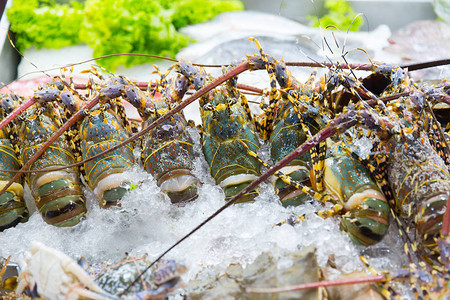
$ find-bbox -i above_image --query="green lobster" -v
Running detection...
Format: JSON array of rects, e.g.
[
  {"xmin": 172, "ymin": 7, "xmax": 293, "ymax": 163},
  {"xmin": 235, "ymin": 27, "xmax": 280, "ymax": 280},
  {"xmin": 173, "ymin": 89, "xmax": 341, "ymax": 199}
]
[
  {"xmin": 137, "ymin": 73, "xmax": 200, "ymax": 204},
  {"xmin": 201, "ymin": 89, "xmax": 262, "ymax": 203},
  {"xmin": 264, "ymin": 68, "xmax": 326, "ymax": 207},
  {"xmin": 175, "ymin": 60, "xmax": 262, "ymax": 203},
  {"xmin": 0, "ymin": 93, "xmax": 28, "ymax": 231},
  {"xmin": 315, "ymin": 143, "xmax": 390, "ymax": 246},
  {"xmin": 78, "ymin": 76, "xmax": 135, "ymax": 207},
  {"xmin": 18, "ymin": 87, "xmax": 87, "ymax": 227}
]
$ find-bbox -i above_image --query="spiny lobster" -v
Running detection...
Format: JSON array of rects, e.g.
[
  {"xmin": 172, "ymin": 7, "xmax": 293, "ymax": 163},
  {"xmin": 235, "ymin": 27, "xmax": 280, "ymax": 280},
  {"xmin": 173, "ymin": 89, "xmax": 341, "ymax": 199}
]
[
  {"xmin": 0, "ymin": 93, "xmax": 28, "ymax": 231},
  {"xmin": 0, "ymin": 39, "xmax": 449, "ymax": 298}
]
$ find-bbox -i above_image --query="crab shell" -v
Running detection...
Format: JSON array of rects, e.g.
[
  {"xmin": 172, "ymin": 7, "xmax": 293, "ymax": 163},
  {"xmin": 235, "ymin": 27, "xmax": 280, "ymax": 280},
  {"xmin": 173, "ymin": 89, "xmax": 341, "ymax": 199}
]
[{"xmin": 16, "ymin": 241, "xmax": 112, "ymax": 300}]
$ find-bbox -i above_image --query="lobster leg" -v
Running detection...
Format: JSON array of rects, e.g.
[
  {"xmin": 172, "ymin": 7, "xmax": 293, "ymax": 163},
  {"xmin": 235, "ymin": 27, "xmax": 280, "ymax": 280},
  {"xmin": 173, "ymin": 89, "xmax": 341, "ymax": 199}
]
[
  {"xmin": 237, "ymin": 139, "xmax": 330, "ymax": 203},
  {"xmin": 248, "ymin": 37, "xmax": 281, "ymax": 140}
]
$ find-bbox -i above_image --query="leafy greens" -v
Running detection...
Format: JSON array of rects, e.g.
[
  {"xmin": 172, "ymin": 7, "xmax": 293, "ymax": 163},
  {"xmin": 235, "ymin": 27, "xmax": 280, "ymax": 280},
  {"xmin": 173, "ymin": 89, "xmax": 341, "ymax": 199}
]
[
  {"xmin": 7, "ymin": 0, "xmax": 243, "ymax": 70},
  {"xmin": 309, "ymin": 0, "xmax": 363, "ymax": 31}
]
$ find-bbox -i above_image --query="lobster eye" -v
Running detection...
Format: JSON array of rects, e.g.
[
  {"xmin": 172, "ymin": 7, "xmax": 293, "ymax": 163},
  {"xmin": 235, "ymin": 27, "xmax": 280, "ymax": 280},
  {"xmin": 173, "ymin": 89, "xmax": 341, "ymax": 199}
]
[
  {"xmin": 203, "ymin": 103, "xmax": 213, "ymax": 111},
  {"xmin": 54, "ymin": 81, "xmax": 65, "ymax": 90},
  {"xmin": 289, "ymin": 90, "xmax": 298, "ymax": 99},
  {"xmin": 144, "ymin": 107, "xmax": 153, "ymax": 115},
  {"xmin": 60, "ymin": 91, "xmax": 75, "ymax": 112},
  {"xmin": 227, "ymin": 98, "xmax": 237, "ymax": 106}
]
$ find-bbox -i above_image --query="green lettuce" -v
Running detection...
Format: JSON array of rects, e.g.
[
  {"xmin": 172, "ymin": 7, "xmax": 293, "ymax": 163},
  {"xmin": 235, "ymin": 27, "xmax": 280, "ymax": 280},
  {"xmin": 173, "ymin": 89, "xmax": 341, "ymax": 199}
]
[
  {"xmin": 81, "ymin": 0, "xmax": 190, "ymax": 70},
  {"xmin": 168, "ymin": 0, "xmax": 244, "ymax": 29},
  {"xmin": 7, "ymin": 0, "xmax": 243, "ymax": 71},
  {"xmin": 7, "ymin": 0, "xmax": 84, "ymax": 51},
  {"xmin": 309, "ymin": 0, "xmax": 363, "ymax": 31}
]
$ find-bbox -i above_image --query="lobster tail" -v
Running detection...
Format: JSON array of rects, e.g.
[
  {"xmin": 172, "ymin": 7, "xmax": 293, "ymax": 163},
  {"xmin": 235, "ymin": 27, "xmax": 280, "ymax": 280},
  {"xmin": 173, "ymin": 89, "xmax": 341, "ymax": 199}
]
[
  {"xmin": 415, "ymin": 193, "xmax": 448, "ymax": 253},
  {"xmin": 142, "ymin": 139, "xmax": 200, "ymax": 204},
  {"xmin": 340, "ymin": 188, "xmax": 390, "ymax": 246},
  {"xmin": 33, "ymin": 171, "xmax": 86, "ymax": 226},
  {"xmin": 320, "ymin": 146, "xmax": 390, "ymax": 246},
  {"xmin": 0, "ymin": 181, "xmax": 28, "ymax": 231},
  {"xmin": 219, "ymin": 174, "xmax": 260, "ymax": 203},
  {"xmin": 271, "ymin": 164, "xmax": 311, "ymax": 206},
  {"xmin": 92, "ymin": 173, "xmax": 130, "ymax": 208},
  {"xmin": 158, "ymin": 172, "xmax": 199, "ymax": 204}
]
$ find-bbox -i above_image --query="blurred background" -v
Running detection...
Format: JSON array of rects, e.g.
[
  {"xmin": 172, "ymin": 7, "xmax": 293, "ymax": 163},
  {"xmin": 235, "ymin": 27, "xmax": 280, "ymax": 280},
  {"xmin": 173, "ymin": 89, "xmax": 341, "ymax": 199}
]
[{"xmin": 0, "ymin": 0, "xmax": 449, "ymax": 88}]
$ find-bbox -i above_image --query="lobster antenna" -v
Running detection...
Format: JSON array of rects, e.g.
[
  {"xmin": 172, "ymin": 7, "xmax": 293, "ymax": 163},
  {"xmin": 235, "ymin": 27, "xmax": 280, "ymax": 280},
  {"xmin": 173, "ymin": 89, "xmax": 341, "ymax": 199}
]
[
  {"xmin": 309, "ymin": 0, "xmax": 327, "ymax": 56},
  {"xmin": 329, "ymin": 28, "xmax": 355, "ymax": 76},
  {"xmin": 339, "ymin": 14, "xmax": 370, "ymax": 81},
  {"xmin": 95, "ymin": 64, "xmax": 116, "ymax": 77},
  {"xmin": 295, "ymin": 35, "xmax": 330, "ymax": 67},
  {"xmin": 326, "ymin": 22, "xmax": 393, "ymax": 117},
  {"xmin": 318, "ymin": 25, "xmax": 355, "ymax": 95},
  {"xmin": 278, "ymin": 0, "xmax": 285, "ymax": 16},
  {"xmin": 6, "ymin": 31, "xmax": 53, "ymax": 80},
  {"xmin": 323, "ymin": 25, "xmax": 345, "ymax": 66},
  {"xmin": 0, "ymin": 81, "xmax": 15, "ymax": 94},
  {"xmin": 341, "ymin": 13, "xmax": 367, "ymax": 55},
  {"xmin": 5, "ymin": 30, "xmax": 84, "ymax": 105},
  {"xmin": 326, "ymin": 25, "xmax": 364, "ymax": 83},
  {"xmin": 0, "ymin": 53, "xmax": 179, "ymax": 90}
]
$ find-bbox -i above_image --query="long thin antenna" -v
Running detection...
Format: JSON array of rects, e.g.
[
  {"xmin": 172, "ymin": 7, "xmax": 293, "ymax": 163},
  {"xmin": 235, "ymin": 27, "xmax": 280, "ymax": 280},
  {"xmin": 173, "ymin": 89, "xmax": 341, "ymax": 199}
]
[{"xmin": 6, "ymin": 31, "xmax": 52, "ymax": 80}]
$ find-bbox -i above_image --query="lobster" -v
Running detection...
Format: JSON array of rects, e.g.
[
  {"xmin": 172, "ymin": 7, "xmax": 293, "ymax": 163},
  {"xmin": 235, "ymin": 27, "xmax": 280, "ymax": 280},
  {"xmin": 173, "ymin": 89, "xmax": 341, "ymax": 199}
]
[
  {"xmin": 176, "ymin": 60, "xmax": 263, "ymax": 203},
  {"xmin": 134, "ymin": 70, "xmax": 200, "ymax": 204},
  {"xmin": 75, "ymin": 75, "xmax": 136, "ymax": 208},
  {"xmin": 0, "ymin": 93, "xmax": 28, "ymax": 232},
  {"xmin": 17, "ymin": 82, "xmax": 87, "ymax": 227}
]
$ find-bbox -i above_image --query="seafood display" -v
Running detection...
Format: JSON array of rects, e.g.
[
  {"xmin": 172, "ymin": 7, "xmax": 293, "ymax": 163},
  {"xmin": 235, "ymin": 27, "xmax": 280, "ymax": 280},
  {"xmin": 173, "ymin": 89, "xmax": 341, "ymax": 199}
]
[{"xmin": 0, "ymin": 34, "xmax": 449, "ymax": 299}]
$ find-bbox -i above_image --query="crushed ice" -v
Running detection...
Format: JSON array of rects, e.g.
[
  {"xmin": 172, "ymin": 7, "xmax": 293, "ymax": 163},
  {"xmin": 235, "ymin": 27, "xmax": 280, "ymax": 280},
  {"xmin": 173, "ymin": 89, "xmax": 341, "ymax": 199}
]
[{"xmin": 1, "ymin": 129, "xmax": 407, "ymax": 289}]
